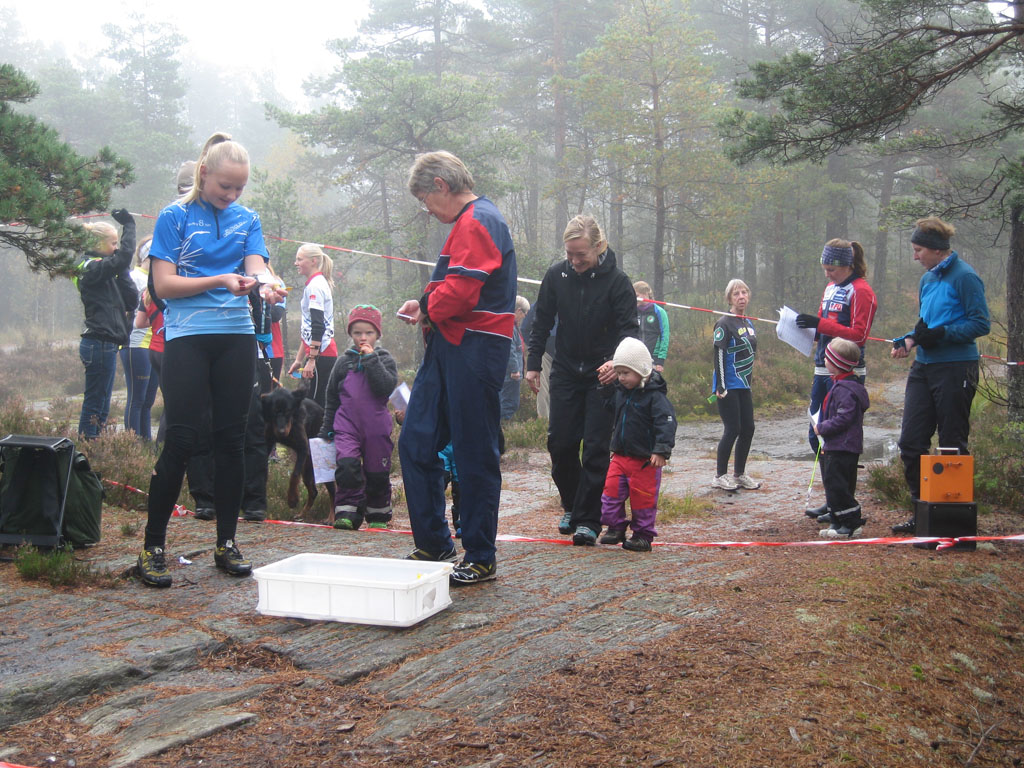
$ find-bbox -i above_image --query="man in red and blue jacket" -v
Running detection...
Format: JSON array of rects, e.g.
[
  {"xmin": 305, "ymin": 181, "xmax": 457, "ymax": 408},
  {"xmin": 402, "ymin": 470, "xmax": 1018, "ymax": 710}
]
[{"xmin": 397, "ymin": 151, "xmax": 516, "ymax": 586}]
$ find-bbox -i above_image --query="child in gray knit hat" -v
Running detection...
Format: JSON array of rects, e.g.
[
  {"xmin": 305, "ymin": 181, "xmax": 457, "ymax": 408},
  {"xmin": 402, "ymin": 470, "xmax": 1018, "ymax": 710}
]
[{"xmin": 597, "ymin": 337, "xmax": 677, "ymax": 551}]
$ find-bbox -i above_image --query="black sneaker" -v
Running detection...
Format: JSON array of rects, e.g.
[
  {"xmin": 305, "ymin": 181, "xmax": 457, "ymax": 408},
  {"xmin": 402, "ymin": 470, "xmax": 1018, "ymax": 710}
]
[
  {"xmin": 243, "ymin": 508, "xmax": 266, "ymax": 523},
  {"xmin": 557, "ymin": 510, "xmax": 573, "ymax": 535},
  {"xmin": 450, "ymin": 560, "xmax": 497, "ymax": 586},
  {"xmin": 599, "ymin": 527, "xmax": 626, "ymax": 545},
  {"xmin": 405, "ymin": 543, "xmax": 459, "ymax": 563},
  {"xmin": 214, "ymin": 540, "xmax": 252, "ymax": 576},
  {"xmin": 891, "ymin": 518, "xmax": 916, "ymax": 535},
  {"xmin": 805, "ymin": 503, "xmax": 828, "ymax": 519},
  {"xmin": 136, "ymin": 547, "xmax": 172, "ymax": 588},
  {"xmin": 816, "ymin": 511, "xmax": 834, "ymax": 523},
  {"xmin": 193, "ymin": 507, "xmax": 215, "ymax": 521},
  {"xmin": 572, "ymin": 526, "xmax": 597, "ymax": 546},
  {"xmin": 622, "ymin": 535, "xmax": 653, "ymax": 552}
]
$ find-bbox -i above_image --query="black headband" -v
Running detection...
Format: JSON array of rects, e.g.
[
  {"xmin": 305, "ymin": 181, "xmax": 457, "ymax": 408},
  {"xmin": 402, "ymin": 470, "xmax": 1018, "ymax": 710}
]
[{"xmin": 910, "ymin": 227, "xmax": 950, "ymax": 252}]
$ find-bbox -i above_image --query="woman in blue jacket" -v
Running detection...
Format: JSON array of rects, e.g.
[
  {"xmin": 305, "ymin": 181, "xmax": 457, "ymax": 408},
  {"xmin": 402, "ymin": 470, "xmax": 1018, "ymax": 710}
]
[{"xmin": 890, "ymin": 216, "xmax": 990, "ymax": 533}]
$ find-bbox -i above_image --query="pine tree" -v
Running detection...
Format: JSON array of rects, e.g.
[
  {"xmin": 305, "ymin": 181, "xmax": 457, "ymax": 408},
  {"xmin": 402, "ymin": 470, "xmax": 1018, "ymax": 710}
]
[
  {"xmin": 0, "ymin": 64, "xmax": 132, "ymax": 277},
  {"xmin": 720, "ymin": 0, "xmax": 1024, "ymax": 421}
]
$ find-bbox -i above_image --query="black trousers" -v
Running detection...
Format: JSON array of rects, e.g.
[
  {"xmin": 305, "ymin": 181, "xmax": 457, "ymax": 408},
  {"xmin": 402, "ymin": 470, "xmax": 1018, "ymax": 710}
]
[
  {"xmin": 898, "ymin": 360, "xmax": 978, "ymax": 499},
  {"xmin": 822, "ymin": 450, "xmax": 859, "ymax": 515},
  {"xmin": 716, "ymin": 388, "xmax": 754, "ymax": 476},
  {"xmin": 547, "ymin": 369, "xmax": 614, "ymax": 534},
  {"xmin": 145, "ymin": 334, "xmax": 255, "ymax": 549}
]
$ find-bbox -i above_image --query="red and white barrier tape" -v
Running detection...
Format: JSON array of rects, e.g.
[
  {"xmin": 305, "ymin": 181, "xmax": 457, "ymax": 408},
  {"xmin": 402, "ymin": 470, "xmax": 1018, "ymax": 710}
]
[
  {"xmin": 32, "ymin": 211, "xmax": 1016, "ymax": 366},
  {"xmin": 102, "ymin": 480, "xmax": 1024, "ymax": 550}
]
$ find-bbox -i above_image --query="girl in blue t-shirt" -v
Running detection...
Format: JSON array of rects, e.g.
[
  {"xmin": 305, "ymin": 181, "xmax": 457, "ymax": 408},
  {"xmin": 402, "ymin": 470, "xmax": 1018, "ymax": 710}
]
[
  {"xmin": 711, "ymin": 279, "xmax": 760, "ymax": 492},
  {"xmin": 136, "ymin": 132, "xmax": 282, "ymax": 589}
]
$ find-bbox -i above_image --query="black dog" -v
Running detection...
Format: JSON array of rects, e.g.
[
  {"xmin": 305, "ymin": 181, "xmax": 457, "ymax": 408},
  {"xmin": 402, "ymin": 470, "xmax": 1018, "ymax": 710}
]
[{"xmin": 261, "ymin": 386, "xmax": 336, "ymax": 520}]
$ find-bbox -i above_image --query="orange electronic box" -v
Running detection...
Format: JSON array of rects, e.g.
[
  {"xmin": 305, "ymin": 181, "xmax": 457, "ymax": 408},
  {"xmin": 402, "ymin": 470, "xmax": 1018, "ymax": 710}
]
[{"xmin": 919, "ymin": 449, "xmax": 973, "ymax": 503}]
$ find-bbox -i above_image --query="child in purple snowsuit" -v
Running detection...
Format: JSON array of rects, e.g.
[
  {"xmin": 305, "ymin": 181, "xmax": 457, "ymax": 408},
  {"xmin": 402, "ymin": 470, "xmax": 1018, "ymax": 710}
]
[
  {"xmin": 814, "ymin": 337, "xmax": 870, "ymax": 539},
  {"xmin": 318, "ymin": 305, "xmax": 399, "ymax": 530}
]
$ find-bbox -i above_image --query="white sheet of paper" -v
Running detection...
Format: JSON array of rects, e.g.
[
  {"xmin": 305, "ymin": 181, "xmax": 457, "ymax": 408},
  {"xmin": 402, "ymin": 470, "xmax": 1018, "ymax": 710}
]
[
  {"xmin": 776, "ymin": 306, "xmax": 816, "ymax": 357},
  {"xmin": 389, "ymin": 381, "xmax": 411, "ymax": 410},
  {"xmin": 308, "ymin": 438, "xmax": 336, "ymax": 484},
  {"xmin": 808, "ymin": 407, "xmax": 823, "ymax": 447}
]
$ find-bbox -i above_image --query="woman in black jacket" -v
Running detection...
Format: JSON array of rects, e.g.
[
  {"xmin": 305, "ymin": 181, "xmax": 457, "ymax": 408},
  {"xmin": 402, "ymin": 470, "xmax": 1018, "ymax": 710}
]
[
  {"xmin": 525, "ymin": 215, "xmax": 638, "ymax": 545},
  {"xmin": 74, "ymin": 209, "xmax": 137, "ymax": 438}
]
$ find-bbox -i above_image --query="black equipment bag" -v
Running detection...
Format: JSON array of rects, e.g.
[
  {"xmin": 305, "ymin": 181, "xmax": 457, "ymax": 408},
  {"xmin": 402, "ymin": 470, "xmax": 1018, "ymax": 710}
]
[{"xmin": 0, "ymin": 435, "xmax": 103, "ymax": 548}]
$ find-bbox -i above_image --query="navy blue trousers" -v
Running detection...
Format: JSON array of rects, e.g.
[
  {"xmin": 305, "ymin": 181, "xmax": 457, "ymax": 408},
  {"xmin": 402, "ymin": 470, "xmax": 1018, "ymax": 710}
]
[{"xmin": 398, "ymin": 331, "xmax": 506, "ymax": 565}]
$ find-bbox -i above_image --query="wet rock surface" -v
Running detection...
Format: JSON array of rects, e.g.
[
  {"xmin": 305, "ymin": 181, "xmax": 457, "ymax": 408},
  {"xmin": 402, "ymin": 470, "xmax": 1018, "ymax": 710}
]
[{"xmin": 0, "ymin": 388, "xmax": 907, "ymax": 767}]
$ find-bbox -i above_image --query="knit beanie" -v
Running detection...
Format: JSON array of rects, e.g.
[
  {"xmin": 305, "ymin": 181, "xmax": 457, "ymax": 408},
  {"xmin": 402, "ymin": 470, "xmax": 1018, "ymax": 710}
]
[
  {"xmin": 612, "ymin": 337, "xmax": 653, "ymax": 382},
  {"xmin": 824, "ymin": 341, "xmax": 858, "ymax": 373},
  {"xmin": 348, "ymin": 304, "xmax": 383, "ymax": 336}
]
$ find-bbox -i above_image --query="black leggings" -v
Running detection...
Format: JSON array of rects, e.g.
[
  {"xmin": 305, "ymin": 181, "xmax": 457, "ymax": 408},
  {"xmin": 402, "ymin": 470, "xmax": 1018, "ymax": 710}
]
[
  {"xmin": 145, "ymin": 334, "xmax": 255, "ymax": 549},
  {"xmin": 716, "ymin": 388, "xmax": 755, "ymax": 476}
]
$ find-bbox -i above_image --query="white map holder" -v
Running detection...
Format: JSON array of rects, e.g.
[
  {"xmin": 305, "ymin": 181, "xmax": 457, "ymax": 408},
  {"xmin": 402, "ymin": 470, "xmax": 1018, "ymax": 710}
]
[{"xmin": 308, "ymin": 438, "xmax": 336, "ymax": 484}]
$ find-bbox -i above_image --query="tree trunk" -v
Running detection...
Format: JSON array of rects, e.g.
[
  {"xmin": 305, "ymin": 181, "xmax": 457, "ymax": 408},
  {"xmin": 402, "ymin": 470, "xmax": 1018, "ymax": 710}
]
[
  {"xmin": 552, "ymin": 2, "xmax": 567, "ymax": 247},
  {"xmin": 773, "ymin": 208, "xmax": 785, "ymax": 306},
  {"xmin": 873, "ymin": 158, "xmax": 896, "ymax": 299},
  {"xmin": 1008, "ymin": 201, "xmax": 1024, "ymax": 423},
  {"xmin": 380, "ymin": 178, "xmax": 394, "ymax": 296},
  {"xmin": 743, "ymin": 228, "xmax": 757, "ymax": 287},
  {"xmin": 825, "ymin": 154, "xmax": 849, "ymax": 240}
]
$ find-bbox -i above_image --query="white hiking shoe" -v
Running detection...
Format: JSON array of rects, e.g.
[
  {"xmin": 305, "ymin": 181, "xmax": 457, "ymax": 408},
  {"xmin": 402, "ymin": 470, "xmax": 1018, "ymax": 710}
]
[
  {"xmin": 733, "ymin": 474, "xmax": 762, "ymax": 490},
  {"xmin": 712, "ymin": 474, "xmax": 739, "ymax": 491}
]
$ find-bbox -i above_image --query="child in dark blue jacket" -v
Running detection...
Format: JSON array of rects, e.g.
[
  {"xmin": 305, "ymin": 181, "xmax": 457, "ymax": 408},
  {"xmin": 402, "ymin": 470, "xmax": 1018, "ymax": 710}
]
[
  {"xmin": 814, "ymin": 338, "xmax": 870, "ymax": 538},
  {"xmin": 599, "ymin": 337, "xmax": 677, "ymax": 551}
]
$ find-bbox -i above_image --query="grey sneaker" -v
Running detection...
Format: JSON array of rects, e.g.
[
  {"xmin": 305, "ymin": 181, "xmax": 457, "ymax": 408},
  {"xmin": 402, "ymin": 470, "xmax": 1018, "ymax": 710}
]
[
  {"xmin": 733, "ymin": 474, "xmax": 762, "ymax": 490},
  {"xmin": 820, "ymin": 519, "xmax": 866, "ymax": 539},
  {"xmin": 712, "ymin": 474, "xmax": 739, "ymax": 491},
  {"xmin": 572, "ymin": 526, "xmax": 597, "ymax": 546},
  {"xmin": 557, "ymin": 510, "xmax": 573, "ymax": 535}
]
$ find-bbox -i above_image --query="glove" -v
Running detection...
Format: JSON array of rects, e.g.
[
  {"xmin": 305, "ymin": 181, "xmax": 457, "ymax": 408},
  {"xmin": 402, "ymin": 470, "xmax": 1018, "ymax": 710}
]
[
  {"xmin": 316, "ymin": 429, "xmax": 333, "ymax": 441},
  {"xmin": 795, "ymin": 313, "xmax": 819, "ymax": 329},
  {"xmin": 912, "ymin": 318, "xmax": 945, "ymax": 349},
  {"xmin": 111, "ymin": 208, "xmax": 133, "ymax": 225}
]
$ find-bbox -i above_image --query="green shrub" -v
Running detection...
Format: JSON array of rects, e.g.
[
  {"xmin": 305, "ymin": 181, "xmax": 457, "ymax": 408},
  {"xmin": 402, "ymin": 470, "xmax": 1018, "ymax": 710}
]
[
  {"xmin": 867, "ymin": 459, "xmax": 913, "ymax": 510},
  {"xmin": 658, "ymin": 492, "xmax": 715, "ymax": 523},
  {"xmin": 77, "ymin": 430, "xmax": 161, "ymax": 510},
  {"xmin": 14, "ymin": 544, "xmax": 120, "ymax": 588},
  {"xmin": 867, "ymin": 404, "xmax": 1024, "ymax": 512},
  {"xmin": 969, "ymin": 405, "xmax": 1024, "ymax": 510},
  {"xmin": 503, "ymin": 417, "xmax": 548, "ymax": 450}
]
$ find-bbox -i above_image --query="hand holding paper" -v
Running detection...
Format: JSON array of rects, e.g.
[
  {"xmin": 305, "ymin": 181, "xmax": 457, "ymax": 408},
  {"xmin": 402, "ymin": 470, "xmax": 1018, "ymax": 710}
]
[{"xmin": 776, "ymin": 306, "xmax": 816, "ymax": 357}]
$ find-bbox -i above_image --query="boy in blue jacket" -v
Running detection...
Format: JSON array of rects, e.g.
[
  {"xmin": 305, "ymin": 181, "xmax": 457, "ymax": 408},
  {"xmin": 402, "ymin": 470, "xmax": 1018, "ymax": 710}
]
[
  {"xmin": 598, "ymin": 337, "xmax": 677, "ymax": 551},
  {"xmin": 814, "ymin": 338, "xmax": 870, "ymax": 539}
]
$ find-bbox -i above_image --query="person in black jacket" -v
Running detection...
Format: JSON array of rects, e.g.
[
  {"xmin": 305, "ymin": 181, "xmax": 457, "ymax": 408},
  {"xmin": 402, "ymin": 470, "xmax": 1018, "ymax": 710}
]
[
  {"xmin": 525, "ymin": 215, "xmax": 638, "ymax": 545},
  {"xmin": 73, "ymin": 209, "xmax": 137, "ymax": 438},
  {"xmin": 598, "ymin": 337, "xmax": 677, "ymax": 552}
]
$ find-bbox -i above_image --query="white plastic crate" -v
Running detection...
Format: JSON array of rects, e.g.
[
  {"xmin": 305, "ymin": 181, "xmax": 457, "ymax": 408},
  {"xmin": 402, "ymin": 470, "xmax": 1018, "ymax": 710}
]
[{"xmin": 252, "ymin": 553, "xmax": 453, "ymax": 627}]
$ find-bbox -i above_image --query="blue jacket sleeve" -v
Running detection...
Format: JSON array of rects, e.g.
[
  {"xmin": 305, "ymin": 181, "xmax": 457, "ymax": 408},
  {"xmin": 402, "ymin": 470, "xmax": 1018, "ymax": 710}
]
[{"xmin": 942, "ymin": 271, "xmax": 990, "ymax": 344}]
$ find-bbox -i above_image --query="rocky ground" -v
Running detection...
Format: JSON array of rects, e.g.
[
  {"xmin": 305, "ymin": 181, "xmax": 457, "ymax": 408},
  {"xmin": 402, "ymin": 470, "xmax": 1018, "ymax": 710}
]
[{"xmin": 2, "ymin": 383, "xmax": 1023, "ymax": 768}]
